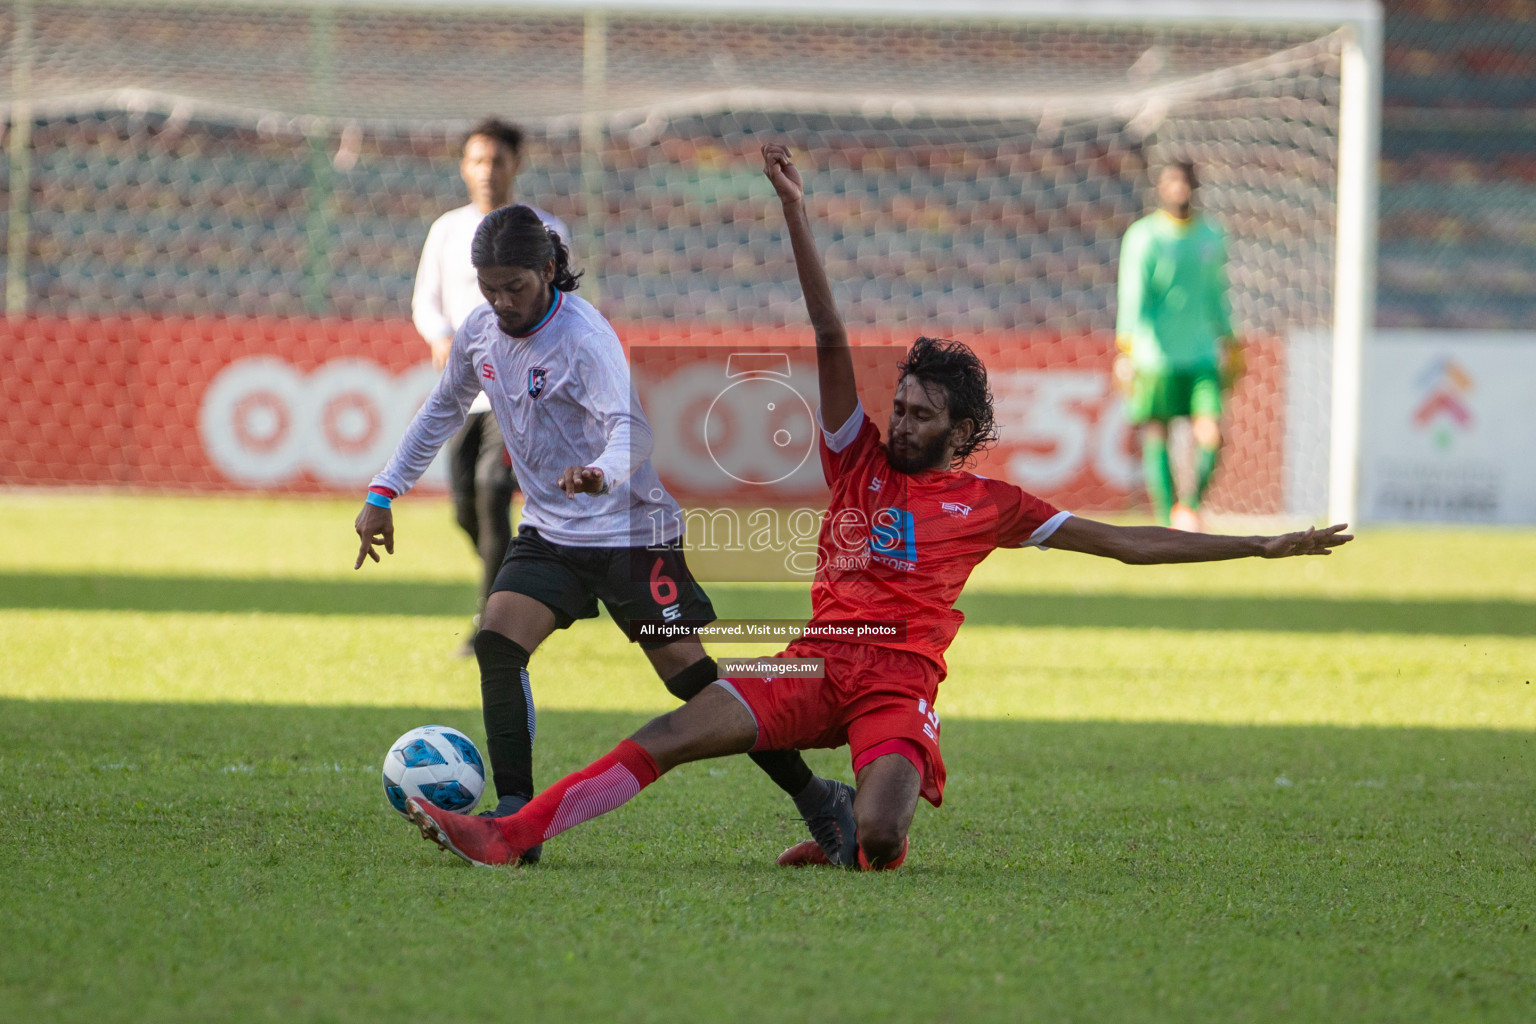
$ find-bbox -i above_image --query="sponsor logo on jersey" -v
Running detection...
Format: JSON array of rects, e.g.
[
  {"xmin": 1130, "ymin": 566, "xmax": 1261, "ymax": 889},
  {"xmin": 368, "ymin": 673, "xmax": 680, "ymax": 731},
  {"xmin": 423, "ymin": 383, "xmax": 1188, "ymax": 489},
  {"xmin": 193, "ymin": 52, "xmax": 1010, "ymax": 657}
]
[
  {"xmin": 868, "ymin": 505, "xmax": 917, "ymax": 571},
  {"xmin": 481, "ymin": 363, "xmax": 497, "ymax": 381},
  {"xmin": 868, "ymin": 551, "xmax": 917, "ymax": 571},
  {"xmin": 941, "ymin": 501, "xmax": 972, "ymax": 518},
  {"xmin": 528, "ymin": 366, "xmax": 549, "ymax": 398},
  {"xmin": 868, "ymin": 475, "xmax": 883, "ymax": 492}
]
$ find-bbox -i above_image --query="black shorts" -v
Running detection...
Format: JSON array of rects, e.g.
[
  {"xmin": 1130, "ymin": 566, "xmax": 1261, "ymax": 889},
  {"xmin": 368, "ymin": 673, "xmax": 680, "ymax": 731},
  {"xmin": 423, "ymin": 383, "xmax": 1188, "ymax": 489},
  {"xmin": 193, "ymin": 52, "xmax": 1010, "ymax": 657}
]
[{"xmin": 491, "ymin": 526, "xmax": 716, "ymax": 650}]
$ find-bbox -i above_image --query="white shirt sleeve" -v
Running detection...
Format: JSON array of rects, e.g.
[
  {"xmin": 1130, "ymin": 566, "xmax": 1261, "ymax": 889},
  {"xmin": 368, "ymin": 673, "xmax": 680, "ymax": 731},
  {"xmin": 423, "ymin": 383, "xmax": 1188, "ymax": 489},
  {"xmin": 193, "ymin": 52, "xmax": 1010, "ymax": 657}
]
[
  {"xmin": 818, "ymin": 400, "xmax": 866, "ymax": 453},
  {"xmin": 579, "ymin": 329, "xmax": 653, "ymax": 492},
  {"xmin": 1025, "ymin": 510, "xmax": 1074, "ymax": 549},
  {"xmin": 370, "ymin": 322, "xmax": 479, "ymax": 496},
  {"xmin": 411, "ymin": 216, "xmax": 453, "ymax": 345},
  {"xmin": 540, "ymin": 210, "xmax": 571, "ymax": 245},
  {"xmin": 537, "ymin": 208, "xmax": 571, "ymax": 247}
]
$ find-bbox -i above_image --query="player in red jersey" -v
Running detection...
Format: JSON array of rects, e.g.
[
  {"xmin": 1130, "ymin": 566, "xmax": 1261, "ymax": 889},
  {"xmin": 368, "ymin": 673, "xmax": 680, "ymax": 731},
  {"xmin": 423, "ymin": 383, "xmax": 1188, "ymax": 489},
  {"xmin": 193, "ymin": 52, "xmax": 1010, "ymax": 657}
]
[{"xmin": 399, "ymin": 143, "xmax": 1352, "ymax": 871}]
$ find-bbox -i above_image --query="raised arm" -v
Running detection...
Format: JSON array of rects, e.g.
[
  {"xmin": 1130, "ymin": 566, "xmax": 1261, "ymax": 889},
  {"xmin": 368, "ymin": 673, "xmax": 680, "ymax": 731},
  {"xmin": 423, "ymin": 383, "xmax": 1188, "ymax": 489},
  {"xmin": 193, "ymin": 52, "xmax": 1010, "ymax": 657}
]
[
  {"xmin": 1047, "ymin": 516, "xmax": 1352, "ymax": 564},
  {"xmin": 762, "ymin": 144, "xmax": 858, "ymax": 433}
]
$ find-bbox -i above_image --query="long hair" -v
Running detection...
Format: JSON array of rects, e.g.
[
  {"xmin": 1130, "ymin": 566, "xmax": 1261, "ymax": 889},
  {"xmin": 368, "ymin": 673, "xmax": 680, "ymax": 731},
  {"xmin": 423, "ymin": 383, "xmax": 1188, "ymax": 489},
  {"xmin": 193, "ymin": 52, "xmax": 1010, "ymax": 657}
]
[
  {"xmin": 471, "ymin": 204, "xmax": 582, "ymax": 292},
  {"xmin": 897, "ymin": 336, "xmax": 1000, "ymax": 468}
]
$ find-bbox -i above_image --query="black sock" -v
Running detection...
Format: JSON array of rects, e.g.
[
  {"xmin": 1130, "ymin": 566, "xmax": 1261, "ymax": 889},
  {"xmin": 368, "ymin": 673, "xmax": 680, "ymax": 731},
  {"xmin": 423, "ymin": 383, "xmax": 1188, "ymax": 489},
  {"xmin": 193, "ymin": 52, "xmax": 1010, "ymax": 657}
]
[
  {"xmin": 751, "ymin": 749, "xmax": 816, "ymax": 798},
  {"xmin": 663, "ymin": 656, "xmax": 817, "ymax": 798},
  {"xmin": 473, "ymin": 629, "xmax": 535, "ymax": 801},
  {"xmin": 790, "ymin": 774, "xmax": 832, "ymax": 815},
  {"xmin": 663, "ymin": 656, "xmax": 719, "ymax": 701}
]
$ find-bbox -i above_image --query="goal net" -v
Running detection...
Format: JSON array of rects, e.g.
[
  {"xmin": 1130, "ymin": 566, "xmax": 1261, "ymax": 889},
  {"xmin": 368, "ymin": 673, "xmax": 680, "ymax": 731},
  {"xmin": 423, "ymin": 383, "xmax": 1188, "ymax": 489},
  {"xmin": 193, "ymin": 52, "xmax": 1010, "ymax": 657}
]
[{"xmin": 1, "ymin": 0, "xmax": 1364, "ymax": 522}]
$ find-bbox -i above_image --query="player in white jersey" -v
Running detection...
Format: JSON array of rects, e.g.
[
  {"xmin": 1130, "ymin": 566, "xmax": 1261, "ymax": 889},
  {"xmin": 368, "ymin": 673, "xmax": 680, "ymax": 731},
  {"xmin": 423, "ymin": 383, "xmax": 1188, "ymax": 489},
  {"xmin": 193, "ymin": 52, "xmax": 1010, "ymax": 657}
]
[
  {"xmin": 358, "ymin": 205, "xmax": 855, "ymax": 864},
  {"xmin": 412, "ymin": 117, "xmax": 570, "ymax": 655}
]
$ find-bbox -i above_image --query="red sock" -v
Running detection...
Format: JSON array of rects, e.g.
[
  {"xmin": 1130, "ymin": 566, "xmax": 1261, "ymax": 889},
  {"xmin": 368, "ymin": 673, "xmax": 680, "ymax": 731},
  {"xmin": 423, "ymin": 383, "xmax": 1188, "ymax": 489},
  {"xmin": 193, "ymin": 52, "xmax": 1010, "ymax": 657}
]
[{"xmin": 495, "ymin": 738, "xmax": 661, "ymax": 850}]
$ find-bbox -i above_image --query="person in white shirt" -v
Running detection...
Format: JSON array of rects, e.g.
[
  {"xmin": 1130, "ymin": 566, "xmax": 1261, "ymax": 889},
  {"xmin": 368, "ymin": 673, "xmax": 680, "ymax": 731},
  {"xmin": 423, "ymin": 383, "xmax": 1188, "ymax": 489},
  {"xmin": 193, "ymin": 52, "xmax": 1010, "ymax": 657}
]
[
  {"xmin": 357, "ymin": 205, "xmax": 855, "ymax": 865},
  {"xmin": 412, "ymin": 118, "xmax": 569, "ymax": 655}
]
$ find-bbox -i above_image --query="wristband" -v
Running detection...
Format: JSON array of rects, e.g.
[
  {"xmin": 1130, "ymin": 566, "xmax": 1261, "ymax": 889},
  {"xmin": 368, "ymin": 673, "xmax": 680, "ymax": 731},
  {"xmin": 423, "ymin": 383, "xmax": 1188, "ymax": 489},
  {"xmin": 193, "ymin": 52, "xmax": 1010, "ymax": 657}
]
[{"xmin": 365, "ymin": 490, "xmax": 392, "ymax": 509}]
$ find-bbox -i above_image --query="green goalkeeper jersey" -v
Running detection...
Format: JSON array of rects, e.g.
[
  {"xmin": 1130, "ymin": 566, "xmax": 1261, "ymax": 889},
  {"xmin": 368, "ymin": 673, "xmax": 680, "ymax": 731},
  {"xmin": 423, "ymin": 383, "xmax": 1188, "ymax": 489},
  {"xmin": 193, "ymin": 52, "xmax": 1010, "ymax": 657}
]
[{"xmin": 1115, "ymin": 210, "xmax": 1233, "ymax": 373}]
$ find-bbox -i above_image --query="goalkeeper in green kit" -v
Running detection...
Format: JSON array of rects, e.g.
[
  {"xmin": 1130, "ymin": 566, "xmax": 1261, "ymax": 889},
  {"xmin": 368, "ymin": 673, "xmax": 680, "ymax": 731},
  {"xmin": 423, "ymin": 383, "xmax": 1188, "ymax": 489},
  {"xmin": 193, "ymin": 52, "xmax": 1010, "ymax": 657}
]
[{"xmin": 1113, "ymin": 160, "xmax": 1244, "ymax": 532}]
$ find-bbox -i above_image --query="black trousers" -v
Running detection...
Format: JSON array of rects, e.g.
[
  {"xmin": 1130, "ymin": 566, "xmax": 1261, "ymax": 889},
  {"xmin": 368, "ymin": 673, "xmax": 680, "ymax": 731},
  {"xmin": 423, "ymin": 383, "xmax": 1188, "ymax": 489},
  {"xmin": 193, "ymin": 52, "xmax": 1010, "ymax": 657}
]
[{"xmin": 448, "ymin": 411, "xmax": 518, "ymax": 610}]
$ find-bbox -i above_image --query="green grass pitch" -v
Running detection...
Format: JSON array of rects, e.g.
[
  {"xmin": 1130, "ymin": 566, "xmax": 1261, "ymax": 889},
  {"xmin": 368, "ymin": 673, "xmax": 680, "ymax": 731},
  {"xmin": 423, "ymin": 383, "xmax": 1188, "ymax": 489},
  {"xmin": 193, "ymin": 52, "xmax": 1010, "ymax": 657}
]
[{"xmin": 2, "ymin": 492, "xmax": 1532, "ymax": 1022}]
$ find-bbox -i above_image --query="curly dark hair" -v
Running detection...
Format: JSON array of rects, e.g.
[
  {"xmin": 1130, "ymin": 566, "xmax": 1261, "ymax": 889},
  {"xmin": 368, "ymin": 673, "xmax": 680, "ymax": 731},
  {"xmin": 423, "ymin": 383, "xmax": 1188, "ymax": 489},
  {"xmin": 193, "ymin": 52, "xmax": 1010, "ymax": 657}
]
[
  {"xmin": 896, "ymin": 336, "xmax": 1000, "ymax": 468},
  {"xmin": 471, "ymin": 204, "xmax": 582, "ymax": 292}
]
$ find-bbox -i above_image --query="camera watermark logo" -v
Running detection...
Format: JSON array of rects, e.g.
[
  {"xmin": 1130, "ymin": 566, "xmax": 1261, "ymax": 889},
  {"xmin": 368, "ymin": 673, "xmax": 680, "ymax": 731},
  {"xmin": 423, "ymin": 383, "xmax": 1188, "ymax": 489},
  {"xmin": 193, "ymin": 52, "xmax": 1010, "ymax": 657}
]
[
  {"xmin": 631, "ymin": 344, "xmax": 927, "ymax": 583},
  {"xmin": 704, "ymin": 353, "xmax": 817, "ymax": 487}
]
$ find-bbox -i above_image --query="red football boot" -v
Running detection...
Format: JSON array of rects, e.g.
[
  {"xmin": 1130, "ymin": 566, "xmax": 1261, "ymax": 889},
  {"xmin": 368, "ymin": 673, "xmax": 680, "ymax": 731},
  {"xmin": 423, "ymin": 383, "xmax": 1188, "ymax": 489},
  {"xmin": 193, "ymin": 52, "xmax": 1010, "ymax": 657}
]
[
  {"xmin": 406, "ymin": 797, "xmax": 523, "ymax": 867},
  {"xmin": 776, "ymin": 840, "xmax": 833, "ymax": 867}
]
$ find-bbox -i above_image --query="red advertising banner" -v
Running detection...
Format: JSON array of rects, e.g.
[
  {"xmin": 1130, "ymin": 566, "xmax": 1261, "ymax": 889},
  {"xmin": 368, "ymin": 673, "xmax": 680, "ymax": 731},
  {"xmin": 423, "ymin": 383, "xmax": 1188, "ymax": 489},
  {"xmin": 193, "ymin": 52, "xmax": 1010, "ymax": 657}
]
[
  {"xmin": 3, "ymin": 315, "xmax": 434, "ymax": 492},
  {"xmin": 1, "ymin": 315, "xmax": 1283, "ymax": 514}
]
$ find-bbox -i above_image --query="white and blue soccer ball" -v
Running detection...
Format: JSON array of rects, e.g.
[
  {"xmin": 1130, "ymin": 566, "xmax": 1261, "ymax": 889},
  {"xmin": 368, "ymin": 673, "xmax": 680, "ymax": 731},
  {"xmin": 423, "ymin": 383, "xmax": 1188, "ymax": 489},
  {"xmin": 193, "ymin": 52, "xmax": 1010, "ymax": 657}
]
[{"xmin": 381, "ymin": 725, "xmax": 486, "ymax": 817}]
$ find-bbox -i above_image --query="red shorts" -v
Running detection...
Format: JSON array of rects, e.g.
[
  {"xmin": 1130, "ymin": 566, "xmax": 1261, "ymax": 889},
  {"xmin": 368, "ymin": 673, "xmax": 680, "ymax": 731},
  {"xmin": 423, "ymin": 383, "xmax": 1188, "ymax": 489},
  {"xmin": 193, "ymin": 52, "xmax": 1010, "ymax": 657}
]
[{"xmin": 718, "ymin": 639, "xmax": 947, "ymax": 806}]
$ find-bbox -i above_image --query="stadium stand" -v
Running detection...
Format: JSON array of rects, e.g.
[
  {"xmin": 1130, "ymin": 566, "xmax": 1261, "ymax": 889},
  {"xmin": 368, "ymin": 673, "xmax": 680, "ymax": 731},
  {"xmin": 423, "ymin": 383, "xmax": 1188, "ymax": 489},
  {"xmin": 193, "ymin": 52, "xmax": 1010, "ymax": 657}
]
[
  {"xmin": 1378, "ymin": 0, "xmax": 1536, "ymax": 328},
  {"xmin": 5, "ymin": 5, "xmax": 1523, "ymax": 331}
]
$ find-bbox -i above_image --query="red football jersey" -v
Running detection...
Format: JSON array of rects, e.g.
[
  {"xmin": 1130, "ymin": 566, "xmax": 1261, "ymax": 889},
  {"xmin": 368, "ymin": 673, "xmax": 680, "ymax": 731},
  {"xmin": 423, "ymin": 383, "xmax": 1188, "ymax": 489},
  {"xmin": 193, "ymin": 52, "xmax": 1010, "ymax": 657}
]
[{"xmin": 808, "ymin": 406, "xmax": 1070, "ymax": 673}]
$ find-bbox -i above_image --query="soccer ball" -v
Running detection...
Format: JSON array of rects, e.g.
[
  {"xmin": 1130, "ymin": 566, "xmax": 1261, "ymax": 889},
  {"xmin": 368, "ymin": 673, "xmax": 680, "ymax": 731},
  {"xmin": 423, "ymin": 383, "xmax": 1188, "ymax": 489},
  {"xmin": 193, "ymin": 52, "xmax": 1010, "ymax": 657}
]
[{"xmin": 381, "ymin": 725, "xmax": 486, "ymax": 817}]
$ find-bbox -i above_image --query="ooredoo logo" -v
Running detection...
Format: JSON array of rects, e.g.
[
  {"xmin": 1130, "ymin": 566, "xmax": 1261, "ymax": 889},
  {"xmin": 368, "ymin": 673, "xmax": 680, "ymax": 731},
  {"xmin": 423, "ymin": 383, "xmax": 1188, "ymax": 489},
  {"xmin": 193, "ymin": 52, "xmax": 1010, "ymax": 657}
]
[{"xmin": 199, "ymin": 357, "xmax": 440, "ymax": 486}]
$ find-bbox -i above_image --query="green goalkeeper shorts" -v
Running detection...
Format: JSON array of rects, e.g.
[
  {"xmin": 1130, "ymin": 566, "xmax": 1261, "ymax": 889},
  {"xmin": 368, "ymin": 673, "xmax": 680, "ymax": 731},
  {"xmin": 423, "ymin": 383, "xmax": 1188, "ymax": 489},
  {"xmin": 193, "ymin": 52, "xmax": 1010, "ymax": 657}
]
[{"xmin": 1126, "ymin": 366, "xmax": 1223, "ymax": 424}]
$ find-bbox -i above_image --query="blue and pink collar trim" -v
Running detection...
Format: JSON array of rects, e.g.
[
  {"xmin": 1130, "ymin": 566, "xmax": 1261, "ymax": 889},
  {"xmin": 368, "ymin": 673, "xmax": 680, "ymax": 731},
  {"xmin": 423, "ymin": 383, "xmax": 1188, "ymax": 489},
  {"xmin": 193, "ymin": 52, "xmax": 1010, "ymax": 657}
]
[{"xmin": 513, "ymin": 288, "xmax": 564, "ymax": 338}]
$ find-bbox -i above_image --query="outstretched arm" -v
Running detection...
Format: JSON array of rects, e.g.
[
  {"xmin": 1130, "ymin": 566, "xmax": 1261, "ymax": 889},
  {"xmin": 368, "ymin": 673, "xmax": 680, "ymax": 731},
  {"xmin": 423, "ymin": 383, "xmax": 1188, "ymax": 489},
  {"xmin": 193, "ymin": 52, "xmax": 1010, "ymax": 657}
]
[
  {"xmin": 1047, "ymin": 516, "xmax": 1352, "ymax": 564},
  {"xmin": 762, "ymin": 143, "xmax": 858, "ymax": 433}
]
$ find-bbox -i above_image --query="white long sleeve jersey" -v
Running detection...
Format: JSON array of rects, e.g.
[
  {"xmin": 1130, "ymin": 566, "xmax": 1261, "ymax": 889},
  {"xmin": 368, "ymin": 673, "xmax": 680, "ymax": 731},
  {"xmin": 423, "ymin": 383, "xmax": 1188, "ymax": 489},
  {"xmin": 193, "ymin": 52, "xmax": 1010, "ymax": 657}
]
[
  {"xmin": 373, "ymin": 289, "xmax": 682, "ymax": 548},
  {"xmin": 411, "ymin": 203, "xmax": 568, "ymax": 414}
]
